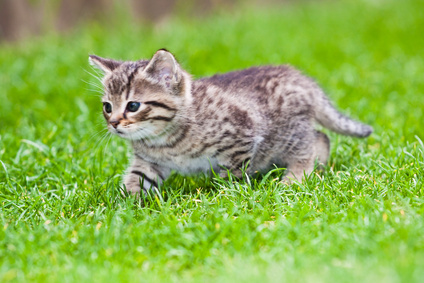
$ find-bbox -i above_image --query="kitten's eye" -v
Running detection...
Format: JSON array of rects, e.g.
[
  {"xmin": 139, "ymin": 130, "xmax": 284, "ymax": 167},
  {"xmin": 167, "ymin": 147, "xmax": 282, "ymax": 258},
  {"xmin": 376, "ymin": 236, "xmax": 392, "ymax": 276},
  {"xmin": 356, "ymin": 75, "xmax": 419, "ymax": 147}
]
[
  {"xmin": 127, "ymin": 102, "xmax": 141, "ymax": 112},
  {"xmin": 103, "ymin": 102, "xmax": 112, "ymax": 114}
]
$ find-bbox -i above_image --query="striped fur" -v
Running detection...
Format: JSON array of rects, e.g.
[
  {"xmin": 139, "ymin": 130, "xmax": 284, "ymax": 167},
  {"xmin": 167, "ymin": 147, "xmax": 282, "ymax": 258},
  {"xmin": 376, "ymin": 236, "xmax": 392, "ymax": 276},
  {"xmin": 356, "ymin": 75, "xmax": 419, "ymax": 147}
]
[{"xmin": 89, "ymin": 49, "xmax": 372, "ymax": 194}]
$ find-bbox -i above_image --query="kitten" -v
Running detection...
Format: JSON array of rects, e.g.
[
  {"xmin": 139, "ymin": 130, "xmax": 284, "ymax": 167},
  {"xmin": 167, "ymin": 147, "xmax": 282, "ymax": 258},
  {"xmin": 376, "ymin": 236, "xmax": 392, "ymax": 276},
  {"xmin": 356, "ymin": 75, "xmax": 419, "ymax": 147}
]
[{"xmin": 89, "ymin": 49, "xmax": 372, "ymax": 195}]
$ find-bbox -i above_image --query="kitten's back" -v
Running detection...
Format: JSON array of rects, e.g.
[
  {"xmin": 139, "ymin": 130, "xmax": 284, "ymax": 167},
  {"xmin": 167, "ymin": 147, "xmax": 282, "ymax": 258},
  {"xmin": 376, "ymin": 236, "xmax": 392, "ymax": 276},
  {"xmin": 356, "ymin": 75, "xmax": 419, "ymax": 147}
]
[{"xmin": 195, "ymin": 65, "xmax": 372, "ymax": 138}]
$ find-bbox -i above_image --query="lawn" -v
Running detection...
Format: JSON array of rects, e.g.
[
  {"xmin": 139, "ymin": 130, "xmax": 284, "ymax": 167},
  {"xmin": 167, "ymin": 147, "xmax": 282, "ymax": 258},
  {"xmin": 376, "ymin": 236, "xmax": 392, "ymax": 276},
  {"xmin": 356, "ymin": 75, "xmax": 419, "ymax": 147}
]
[{"xmin": 1, "ymin": 0, "xmax": 423, "ymax": 282}]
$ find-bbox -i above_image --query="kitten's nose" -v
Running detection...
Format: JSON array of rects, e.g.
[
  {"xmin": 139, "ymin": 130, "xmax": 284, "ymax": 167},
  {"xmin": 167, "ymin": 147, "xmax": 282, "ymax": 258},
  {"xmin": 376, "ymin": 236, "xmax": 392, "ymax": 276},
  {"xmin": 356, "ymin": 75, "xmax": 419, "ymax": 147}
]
[{"xmin": 110, "ymin": 120, "xmax": 120, "ymax": 128}]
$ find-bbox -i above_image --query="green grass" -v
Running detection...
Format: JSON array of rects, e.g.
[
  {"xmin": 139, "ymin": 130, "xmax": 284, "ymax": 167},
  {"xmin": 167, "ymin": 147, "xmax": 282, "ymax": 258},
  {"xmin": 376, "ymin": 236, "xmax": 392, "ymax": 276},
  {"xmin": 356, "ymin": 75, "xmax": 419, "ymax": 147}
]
[{"xmin": 1, "ymin": 0, "xmax": 424, "ymax": 281}]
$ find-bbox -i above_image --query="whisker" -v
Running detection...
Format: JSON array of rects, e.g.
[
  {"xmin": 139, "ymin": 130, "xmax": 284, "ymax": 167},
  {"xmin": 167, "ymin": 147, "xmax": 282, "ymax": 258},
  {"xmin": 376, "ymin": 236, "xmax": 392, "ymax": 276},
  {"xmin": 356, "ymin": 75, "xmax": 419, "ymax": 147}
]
[
  {"xmin": 96, "ymin": 131, "xmax": 110, "ymax": 148},
  {"xmin": 82, "ymin": 79, "xmax": 104, "ymax": 92},
  {"xmin": 88, "ymin": 128, "xmax": 108, "ymax": 144},
  {"xmin": 84, "ymin": 88, "xmax": 104, "ymax": 98},
  {"xmin": 102, "ymin": 132, "xmax": 114, "ymax": 159},
  {"xmin": 83, "ymin": 67, "xmax": 104, "ymax": 83}
]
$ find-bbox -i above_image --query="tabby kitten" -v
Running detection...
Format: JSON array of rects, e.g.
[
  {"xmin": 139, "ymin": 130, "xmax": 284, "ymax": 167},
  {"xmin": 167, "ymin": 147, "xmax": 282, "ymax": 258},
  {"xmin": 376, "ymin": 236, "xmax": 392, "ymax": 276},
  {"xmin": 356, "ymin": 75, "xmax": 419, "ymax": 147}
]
[{"xmin": 89, "ymin": 49, "xmax": 372, "ymax": 194}]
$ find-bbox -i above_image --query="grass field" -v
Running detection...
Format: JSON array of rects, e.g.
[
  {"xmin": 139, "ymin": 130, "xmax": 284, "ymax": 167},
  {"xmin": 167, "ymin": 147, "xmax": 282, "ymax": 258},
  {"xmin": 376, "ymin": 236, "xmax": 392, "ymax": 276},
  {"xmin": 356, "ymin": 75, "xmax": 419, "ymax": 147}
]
[{"xmin": 1, "ymin": 0, "xmax": 423, "ymax": 282}]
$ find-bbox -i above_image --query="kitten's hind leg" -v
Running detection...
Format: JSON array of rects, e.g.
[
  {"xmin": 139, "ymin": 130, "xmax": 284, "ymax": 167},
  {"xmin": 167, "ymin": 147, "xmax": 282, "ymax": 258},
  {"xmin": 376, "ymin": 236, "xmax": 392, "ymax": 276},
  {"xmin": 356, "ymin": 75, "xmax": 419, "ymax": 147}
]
[
  {"xmin": 285, "ymin": 156, "xmax": 315, "ymax": 183},
  {"xmin": 284, "ymin": 131, "xmax": 330, "ymax": 183},
  {"xmin": 314, "ymin": 130, "xmax": 330, "ymax": 168}
]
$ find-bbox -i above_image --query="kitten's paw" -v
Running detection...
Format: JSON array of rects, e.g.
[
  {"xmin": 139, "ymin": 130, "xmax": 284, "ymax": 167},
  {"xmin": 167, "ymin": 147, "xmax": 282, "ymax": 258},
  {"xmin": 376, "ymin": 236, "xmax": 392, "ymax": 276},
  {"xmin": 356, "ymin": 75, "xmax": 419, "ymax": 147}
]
[
  {"xmin": 123, "ymin": 175, "xmax": 146, "ymax": 196},
  {"xmin": 123, "ymin": 181, "xmax": 144, "ymax": 196},
  {"xmin": 123, "ymin": 169, "xmax": 161, "ymax": 196}
]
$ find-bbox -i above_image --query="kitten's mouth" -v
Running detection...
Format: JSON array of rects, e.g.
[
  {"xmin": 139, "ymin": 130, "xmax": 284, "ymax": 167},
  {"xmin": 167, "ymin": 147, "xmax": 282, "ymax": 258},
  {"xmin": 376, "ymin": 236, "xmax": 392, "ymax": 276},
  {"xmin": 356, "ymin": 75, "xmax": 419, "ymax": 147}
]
[
  {"xmin": 113, "ymin": 129, "xmax": 136, "ymax": 140},
  {"xmin": 110, "ymin": 128, "xmax": 127, "ymax": 137},
  {"xmin": 110, "ymin": 127, "xmax": 153, "ymax": 141}
]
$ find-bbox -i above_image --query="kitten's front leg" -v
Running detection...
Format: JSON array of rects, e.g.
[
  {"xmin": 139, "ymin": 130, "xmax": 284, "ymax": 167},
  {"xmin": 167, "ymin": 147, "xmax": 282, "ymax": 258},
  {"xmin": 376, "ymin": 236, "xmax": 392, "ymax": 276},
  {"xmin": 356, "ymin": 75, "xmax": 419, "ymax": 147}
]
[{"xmin": 124, "ymin": 155, "xmax": 169, "ymax": 195}]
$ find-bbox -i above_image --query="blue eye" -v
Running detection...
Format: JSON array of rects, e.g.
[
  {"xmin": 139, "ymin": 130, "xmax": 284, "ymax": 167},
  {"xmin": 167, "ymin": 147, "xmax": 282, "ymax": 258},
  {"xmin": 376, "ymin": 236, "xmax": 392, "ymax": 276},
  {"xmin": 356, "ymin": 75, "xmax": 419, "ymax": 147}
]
[
  {"xmin": 103, "ymin": 102, "xmax": 112, "ymax": 113},
  {"xmin": 127, "ymin": 102, "xmax": 140, "ymax": 112}
]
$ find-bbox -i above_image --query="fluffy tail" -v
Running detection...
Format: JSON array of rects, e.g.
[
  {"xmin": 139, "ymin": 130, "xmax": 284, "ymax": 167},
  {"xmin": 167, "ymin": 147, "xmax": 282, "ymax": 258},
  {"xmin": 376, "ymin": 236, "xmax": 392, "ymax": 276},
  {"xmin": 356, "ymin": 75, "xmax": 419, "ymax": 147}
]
[{"xmin": 314, "ymin": 93, "xmax": 373, "ymax": 138}]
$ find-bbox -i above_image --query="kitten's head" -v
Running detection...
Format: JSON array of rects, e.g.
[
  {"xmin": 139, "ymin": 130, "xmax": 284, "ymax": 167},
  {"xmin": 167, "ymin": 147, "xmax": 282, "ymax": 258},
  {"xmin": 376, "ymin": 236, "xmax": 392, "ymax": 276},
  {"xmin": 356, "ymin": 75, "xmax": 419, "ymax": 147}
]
[{"xmin": 89, "ymin": 49, "xmax": 190, "ymax": 141}]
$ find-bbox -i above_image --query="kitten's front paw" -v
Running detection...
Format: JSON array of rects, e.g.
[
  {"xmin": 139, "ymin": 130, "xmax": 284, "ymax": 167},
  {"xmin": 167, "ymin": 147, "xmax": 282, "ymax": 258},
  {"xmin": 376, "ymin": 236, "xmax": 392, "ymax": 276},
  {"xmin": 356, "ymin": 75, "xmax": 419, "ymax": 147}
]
[{"xmin": 123, "ymin": 175, "xmax": 145, "ymax": 195}]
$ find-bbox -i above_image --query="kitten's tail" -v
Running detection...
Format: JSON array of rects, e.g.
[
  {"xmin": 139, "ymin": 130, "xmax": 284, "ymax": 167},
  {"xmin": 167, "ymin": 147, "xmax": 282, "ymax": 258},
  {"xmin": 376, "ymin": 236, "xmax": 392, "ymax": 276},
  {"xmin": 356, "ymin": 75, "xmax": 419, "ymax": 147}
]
[{"xmin": 314, "ymin": 92, "xmax": 373, "ymax": 138}]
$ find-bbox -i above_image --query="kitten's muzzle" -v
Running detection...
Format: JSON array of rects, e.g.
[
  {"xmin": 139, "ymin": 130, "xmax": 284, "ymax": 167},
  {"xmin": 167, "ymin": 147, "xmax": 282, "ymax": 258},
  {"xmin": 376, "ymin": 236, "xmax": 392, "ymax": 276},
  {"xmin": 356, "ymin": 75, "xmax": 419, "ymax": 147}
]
[{"xmin": 110, "ymin": 120, "xmax": 120, "ymax": 128}]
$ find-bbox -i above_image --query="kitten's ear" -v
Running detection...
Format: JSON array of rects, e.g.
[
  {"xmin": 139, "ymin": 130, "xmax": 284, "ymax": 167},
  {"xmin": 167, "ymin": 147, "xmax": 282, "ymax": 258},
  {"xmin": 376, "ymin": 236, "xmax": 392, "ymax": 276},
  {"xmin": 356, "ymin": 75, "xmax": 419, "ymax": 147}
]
[
  {"xmin": 89, "ymin": 55, "xmax": 121, "ymax": 74},
  {"xmin": 144, "ymin": 49, "xmax": 181, "ymax": 89}
]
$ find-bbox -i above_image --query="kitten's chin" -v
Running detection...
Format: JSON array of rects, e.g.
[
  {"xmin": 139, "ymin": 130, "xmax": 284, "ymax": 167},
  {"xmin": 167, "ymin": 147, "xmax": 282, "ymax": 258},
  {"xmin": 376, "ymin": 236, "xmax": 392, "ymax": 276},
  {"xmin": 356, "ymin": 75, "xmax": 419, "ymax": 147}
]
[{"xmin": 121, "ymin": 133, "xmax": 145, "ymax": 141}]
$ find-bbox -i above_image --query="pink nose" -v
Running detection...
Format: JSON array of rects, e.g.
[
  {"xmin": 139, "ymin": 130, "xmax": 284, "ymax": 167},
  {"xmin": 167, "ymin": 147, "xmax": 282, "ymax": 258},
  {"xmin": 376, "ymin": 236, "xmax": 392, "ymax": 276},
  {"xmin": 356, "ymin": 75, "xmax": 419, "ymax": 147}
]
[{"xmin": 110, "ymin": 120, "xmax": 120, "ymax": 128}]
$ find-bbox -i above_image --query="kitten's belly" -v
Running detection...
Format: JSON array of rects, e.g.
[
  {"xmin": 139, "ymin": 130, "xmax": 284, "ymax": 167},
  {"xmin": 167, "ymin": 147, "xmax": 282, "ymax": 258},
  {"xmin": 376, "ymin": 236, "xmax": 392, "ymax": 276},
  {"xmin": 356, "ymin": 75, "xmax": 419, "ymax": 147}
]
[
  {"xmin": 166, "ymin": 155, "xmax": 220, "ymax": 174},
  {"xmin": 139, "ymin": 150, "xmax": 220, "ymax": 175}
]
